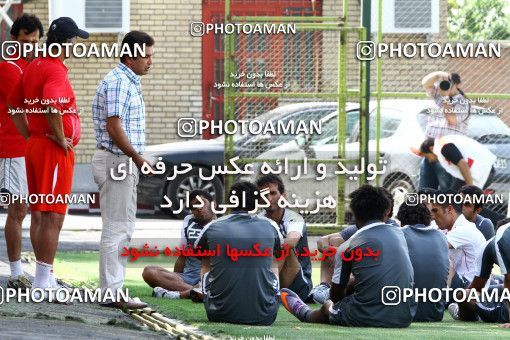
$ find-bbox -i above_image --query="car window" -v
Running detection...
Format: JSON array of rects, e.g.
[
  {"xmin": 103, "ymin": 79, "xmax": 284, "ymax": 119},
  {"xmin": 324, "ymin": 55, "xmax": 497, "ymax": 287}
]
[
  {"xmin": 346, "ymin": 110, "xmax": 359, "ymax": 139},
  {"xmin": 265, "ymin": 107, "xmax": 336, "ymax": 145},
  {"xmin": 368, "ymin": 109, "xmax": 402, "ymax": 140},
  {"xmin": 232, "ymin": 106, "xmax": 335, "ymax": 146},
  {"xmin": 310, "ymin": 110, "xmax": 360, "ymax": 145},
  {"xmin": 348, "ymin": 108, "xmax": 402, "ymax": 142}
]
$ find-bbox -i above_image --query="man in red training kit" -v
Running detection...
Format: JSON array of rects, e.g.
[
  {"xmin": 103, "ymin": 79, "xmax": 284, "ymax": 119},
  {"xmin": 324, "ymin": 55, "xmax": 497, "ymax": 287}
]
[
  {"xmin": 0, "ymin": 14, "xmax": 43, "ymax": 289},
  {"xmin": 8, "ymin": 17, "xmax": 88, "ymax": 296}
]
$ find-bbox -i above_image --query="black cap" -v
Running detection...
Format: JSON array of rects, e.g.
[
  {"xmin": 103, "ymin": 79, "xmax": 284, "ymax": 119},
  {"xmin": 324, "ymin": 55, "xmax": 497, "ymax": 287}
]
[{"xmin": 48, "ymin": 17, "xmax": 89, "ymax": 40}]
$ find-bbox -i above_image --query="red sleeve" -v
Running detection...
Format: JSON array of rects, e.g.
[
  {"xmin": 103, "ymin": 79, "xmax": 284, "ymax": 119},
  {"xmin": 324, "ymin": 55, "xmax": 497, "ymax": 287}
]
[
  {"xmin": 0, "ymin": 63, "xmax": 22, "ymax": 105},
  {"xmin": 6, "ymin": 74, "xmax": 25, "ymax": 112},
  {"xmin": 42, "ymin": 66, "xmax": 69, "ymax": 111}
]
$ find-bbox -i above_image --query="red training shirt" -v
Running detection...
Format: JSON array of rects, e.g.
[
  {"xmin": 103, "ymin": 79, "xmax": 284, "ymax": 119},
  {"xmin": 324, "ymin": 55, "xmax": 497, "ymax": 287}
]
[
  {"xmin": 0, "ymin": 57, "xmax": 29, "ymax": 157},
  {"xmin": 8, "ymin": 56, "xmax": 81, "ymax": 146}
]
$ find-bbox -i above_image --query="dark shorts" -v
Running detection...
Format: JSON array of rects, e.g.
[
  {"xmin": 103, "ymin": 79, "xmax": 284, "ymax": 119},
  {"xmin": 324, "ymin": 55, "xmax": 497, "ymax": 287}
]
[
  {"xmin": 207, "ymin": 310, "xmax": 278, "ymax": 326},
  {"xmin": 288, "ymin": 268, "xmax": 312, "ymax": 301},
  {"xmin": 446, "ymin": 273, "xmax": 470, "ymax": 307},
  {"xmin": 475, "ymin": 302, "xmax": 510, "ymax": 323},
  {"xmin": 178, "ymin": 271, "xmax": 200, "ymax": 286},
  {"xmin": 328, "ymin": 294, "xmax": 354, "ymax": 326}
]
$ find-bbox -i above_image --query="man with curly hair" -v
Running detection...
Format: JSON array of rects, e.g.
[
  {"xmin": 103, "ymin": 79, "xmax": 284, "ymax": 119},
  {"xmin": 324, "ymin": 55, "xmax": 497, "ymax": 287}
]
[{"xmin": 281, "ymin": 185, "xmax": 415, "ymax": 328}]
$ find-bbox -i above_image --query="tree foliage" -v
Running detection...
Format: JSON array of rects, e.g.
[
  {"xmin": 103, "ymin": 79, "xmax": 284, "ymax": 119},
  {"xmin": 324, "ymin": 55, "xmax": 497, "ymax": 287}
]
[{"xmin": 448, "ymin": 0, "xmax": 510, "ymax": 40}]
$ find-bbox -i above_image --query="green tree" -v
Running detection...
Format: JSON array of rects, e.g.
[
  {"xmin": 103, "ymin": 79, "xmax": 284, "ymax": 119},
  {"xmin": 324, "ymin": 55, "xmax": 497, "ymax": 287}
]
[{"xmin": 448, "ymin": 0, "xmax": 510, "ymax": 40}]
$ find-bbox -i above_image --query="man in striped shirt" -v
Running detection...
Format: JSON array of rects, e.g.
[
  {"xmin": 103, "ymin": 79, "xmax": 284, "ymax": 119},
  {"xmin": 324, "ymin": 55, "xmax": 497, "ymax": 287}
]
[{"xmin": 92, "ymin": 30, "xmax": 154, "ymax": 309}]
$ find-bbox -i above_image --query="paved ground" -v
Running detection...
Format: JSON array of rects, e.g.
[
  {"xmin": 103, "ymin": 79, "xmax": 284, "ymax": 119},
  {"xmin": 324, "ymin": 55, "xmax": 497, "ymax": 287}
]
[
  {"xmin": 0, "ymin": 210, "xmax": 322, "ymax": 338},
  {"xmin": 0, "ymin": 211, "xmax": 187, "ymax": 339}
]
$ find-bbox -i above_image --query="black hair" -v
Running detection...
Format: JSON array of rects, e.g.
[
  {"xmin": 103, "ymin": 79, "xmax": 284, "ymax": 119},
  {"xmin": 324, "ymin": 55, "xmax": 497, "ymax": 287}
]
[
  {"xmin": 418, "ymin": 188, "xmax": 438, "ymax": 206},
  {"xmin": 349, "ymin": 185, "xmax": 390, "ymax": 225},
  {"xmin": 432, "ymin": 189, "xmax": 462, "ymax": 214},
  {"xmin": 450, "ymin": 73, "xmax": 461, "ymax": 86},
  {"xmin": 188, "ymin": 189, "xmax": 213, "ymax": 209},
  {"xmin": 459, "ymin": 185, "xmax": 485, "ymax": 209},
  {"xmin": 380, "ymin": 187, "xmax": 394, "ymax": 218},
  {"xmin": 420, "ymin": 138, "xmax": 435, "ymax": 154},
  {"xmin": 10, "ymin": 14, "xmax": 44, "ymax": 39},
  {"xmin": 120, "ymin": 30, "xmax": 154, "ymax": 63},
  {"xmin": 229, "ymin": 181, "xmax": 258, "ymax": 212},
  {"xmin": 256, "ymin": 174, "xmax": 285, "ymax": 194},
  {"xmin": 397, "ymin": 202, "xmax": 432, "ymax": 226},
  {"xmin": 496, "ymin": 217, "xmax": 510, "ymax": 231},
  {"xmin": 46, "ymin": 31, "xmax": 70, "ymax": 46},
  {"xmin": 449, "ymin": 72, "xmax": 471, "ymax": 122}
]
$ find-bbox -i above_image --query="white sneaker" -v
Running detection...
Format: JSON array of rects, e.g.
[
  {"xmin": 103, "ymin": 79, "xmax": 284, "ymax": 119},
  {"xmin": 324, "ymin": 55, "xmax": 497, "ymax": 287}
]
[
  {"xmin": 310, "ymin": 282, "xmax": 330, "ymax": 304},
  {"xmin": 448, "ymin": 303, "xmax": 460, "ymax": 320},
  {"xmin": 152, "ymin": 287, "xmax": 180, "ymax": 299}
]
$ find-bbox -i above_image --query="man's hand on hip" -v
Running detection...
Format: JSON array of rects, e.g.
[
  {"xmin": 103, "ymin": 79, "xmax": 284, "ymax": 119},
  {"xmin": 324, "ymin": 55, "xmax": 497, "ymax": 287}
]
[{"xmin": 46, "ymin": 134, "xmax": 73, "ymax": 156}]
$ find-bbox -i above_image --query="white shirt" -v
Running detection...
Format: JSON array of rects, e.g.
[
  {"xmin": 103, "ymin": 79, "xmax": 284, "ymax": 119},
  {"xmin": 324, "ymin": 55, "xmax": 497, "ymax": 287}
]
[
  {"xmin": 258, "ymin": 209, "xmax": 305, "ymax": 238},
  {"xmin": 446, "ymin": 214, "xmax": 487, "ymax": 282},
  {"xmin": 434, "ymin": 135, "xmax": 496, "ymax": 188}
]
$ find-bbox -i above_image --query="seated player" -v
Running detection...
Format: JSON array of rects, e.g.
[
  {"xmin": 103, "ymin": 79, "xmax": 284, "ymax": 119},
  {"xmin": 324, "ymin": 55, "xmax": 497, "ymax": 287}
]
[
  {"xmin": 429, "ymin": 190, "xmax": 486, "ymax": 292},
  {"xmin": 281, "ymin": 185, "xmax": 416, "ymax": 328},
  {"xmin": 459, "ymin": 185, "xmax": 495, "ymax": 240},
  {"xmin": 397, "ymin": 201, "xmax": 449, "ymax": 321},
  {"xmin": 194, "ymin": 181, "xmax": 283, "ymax": 325},
  {"xmin": 142, "ymin": 190, "xmax": 216, "ymax": 299},
  {"xmin": 449, "ymin": 220, "xmax": 510, "ymax": 326},
  {"xmin": 256, "ymin": 174, "xmax": 312, "ymax": 301},
  {"xmin": 311, "ymin": 187, "xmax": 399, "ymax": 304}
]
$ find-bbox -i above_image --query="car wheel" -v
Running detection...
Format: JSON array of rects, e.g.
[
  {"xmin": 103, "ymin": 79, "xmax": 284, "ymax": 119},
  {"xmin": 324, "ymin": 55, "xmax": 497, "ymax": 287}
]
[{"xmin": 163, "ymin": 167, "xmax": 223, "ymax": 219}]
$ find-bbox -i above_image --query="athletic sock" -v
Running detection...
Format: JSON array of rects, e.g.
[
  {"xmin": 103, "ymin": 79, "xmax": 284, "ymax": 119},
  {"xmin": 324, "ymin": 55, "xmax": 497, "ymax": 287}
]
[
  {"xmin": 49, "ymin": 269, "xmax": 59, "ymax": 288},
  {"xmin": 152, "ymin": 287, "xmax": 180, "ymax": 299},
  {"xmin": 296, "ymin": 304, "xmax": 312, "ymax": 322},
  {"xmin": 34, "ymin": 261, "xmax": 52, "ymax": 288},
  {"xmin": 9, "ymin": 260, "xmax": 23, "ymax": 277}
]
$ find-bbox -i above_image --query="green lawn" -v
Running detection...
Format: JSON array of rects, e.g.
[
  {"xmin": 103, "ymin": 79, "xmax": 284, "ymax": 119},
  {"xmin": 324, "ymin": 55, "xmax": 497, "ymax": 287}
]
[{"xmin": 54, "ymin": 251, "xmax": 510, "ymax": 339}]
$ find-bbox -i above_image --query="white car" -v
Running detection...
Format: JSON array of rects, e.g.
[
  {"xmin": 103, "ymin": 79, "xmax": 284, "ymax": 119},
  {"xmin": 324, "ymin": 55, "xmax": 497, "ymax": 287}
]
[{"xmin": 256, "ymin": 99, "xmax": 510, "ymax": 216}]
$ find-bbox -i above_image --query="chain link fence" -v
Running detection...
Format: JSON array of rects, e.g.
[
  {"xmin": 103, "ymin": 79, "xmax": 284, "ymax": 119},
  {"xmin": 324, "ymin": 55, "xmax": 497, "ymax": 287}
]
[
  {"xmin": 370, "ymin": 0, "xmax": 510, "ymax": 218},
  {"xmin": 222, "ymin": 1, "xmax": 366, "ymax": 226},
  {"xmin": 220, "ymin": 0, "xmax": 510, "ymax": 226}
]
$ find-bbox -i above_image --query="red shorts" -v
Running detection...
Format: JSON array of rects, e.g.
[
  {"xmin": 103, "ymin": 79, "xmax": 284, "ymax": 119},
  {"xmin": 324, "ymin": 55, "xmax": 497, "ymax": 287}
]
[{"xmin": 25, "ymin": 136, "xmax": 75, "ymax": 214}]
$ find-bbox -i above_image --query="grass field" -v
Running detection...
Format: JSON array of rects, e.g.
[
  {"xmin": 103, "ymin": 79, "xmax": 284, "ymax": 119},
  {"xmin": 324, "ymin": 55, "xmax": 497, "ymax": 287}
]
[{"xmin": 54, "ymin": 251, "xmax": 510, "ymax": 339}]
